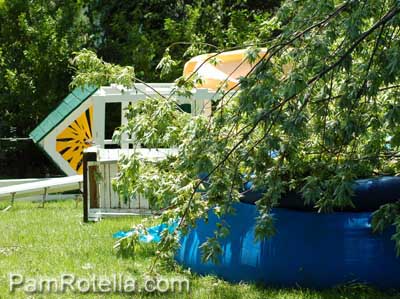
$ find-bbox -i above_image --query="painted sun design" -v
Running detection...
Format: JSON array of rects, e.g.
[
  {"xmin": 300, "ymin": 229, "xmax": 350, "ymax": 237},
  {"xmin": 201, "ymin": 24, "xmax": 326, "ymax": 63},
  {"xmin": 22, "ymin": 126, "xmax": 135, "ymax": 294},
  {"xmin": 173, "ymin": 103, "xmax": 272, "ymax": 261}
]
[{"xmin": 56, "ymin": 106, "xmax": 93, "ymax": 174}]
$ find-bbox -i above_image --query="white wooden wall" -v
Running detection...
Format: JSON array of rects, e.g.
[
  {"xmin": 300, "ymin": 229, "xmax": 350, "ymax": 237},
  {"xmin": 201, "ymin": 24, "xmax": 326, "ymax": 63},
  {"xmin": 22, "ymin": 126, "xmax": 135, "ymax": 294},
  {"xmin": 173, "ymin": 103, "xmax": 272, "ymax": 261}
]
[
  {"xmin": 86, "ymin": 148, "xmax": 178, "ymax": 221},
  {"xmin": 85, "ymin": 83, "xmax": 215, "ymax": 220},
  {"xmin": 91, "ymin": 83, "xmax": 215, "ymax": 148}
]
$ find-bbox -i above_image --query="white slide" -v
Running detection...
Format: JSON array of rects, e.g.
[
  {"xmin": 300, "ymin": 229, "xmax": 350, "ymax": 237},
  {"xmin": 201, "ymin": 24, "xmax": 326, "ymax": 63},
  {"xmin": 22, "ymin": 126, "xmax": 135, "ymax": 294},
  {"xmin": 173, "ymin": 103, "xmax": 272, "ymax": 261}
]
[{"xmin": 0, "ymin": 175, "xmax": 82, "ymax": 201}]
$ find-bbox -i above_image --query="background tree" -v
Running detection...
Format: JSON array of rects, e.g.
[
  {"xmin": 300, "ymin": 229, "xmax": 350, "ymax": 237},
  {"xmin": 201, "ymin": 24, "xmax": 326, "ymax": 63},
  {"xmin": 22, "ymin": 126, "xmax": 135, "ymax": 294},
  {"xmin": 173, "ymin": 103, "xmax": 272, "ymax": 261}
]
[
  {"xmin": 85, "ymin": 0, "xmax": 279, "ymax": 81},
  {"xmin": 0, "ymin": 0, "xmax": 89, "ymax": 137},
  {"xmin": 0, "ymin": 0, "xmax": 90, "ymax": 177}
]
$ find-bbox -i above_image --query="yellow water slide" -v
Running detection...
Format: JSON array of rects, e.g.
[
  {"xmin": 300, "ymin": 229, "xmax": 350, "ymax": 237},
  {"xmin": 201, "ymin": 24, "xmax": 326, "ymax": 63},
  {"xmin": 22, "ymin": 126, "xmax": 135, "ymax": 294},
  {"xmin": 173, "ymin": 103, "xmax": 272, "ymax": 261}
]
[{"xmin": 183, "ymin": 48, "xmax": 267, "ymax": 90}]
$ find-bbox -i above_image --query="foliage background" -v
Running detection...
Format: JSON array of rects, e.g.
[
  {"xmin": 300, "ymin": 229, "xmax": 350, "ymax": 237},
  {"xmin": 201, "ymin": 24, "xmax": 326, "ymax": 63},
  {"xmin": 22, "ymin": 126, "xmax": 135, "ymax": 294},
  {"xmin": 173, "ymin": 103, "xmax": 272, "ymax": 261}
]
[{"xmin": 0, "ymin": 0, "xmax": 280, "ymax": 177}]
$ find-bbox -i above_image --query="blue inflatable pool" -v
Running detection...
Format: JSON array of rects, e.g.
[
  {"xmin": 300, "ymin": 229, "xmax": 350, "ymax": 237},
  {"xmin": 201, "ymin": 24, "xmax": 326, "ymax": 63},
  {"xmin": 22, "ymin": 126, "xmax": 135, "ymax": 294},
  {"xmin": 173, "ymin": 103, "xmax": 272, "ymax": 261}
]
[
  {"xmin": 114, "ymin": 176, "xmax": 400, "ymax": 288},
  {"xmin": 176, "ymin": 202, "xmax": 400, "ymax": 288}
]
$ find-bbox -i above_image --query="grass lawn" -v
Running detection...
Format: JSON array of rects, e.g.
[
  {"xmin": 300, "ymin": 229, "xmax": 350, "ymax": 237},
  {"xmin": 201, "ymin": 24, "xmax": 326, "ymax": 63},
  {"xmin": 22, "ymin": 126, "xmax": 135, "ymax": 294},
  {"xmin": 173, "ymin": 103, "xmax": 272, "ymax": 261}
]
[{"xmin": 0, "ymin": 200, "xmax": 399, "ymax": 299}]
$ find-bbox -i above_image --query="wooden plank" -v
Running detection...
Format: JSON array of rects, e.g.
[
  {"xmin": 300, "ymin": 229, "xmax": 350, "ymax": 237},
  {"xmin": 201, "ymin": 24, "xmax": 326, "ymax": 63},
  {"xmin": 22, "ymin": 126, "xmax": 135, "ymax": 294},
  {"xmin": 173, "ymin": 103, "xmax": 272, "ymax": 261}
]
[
  {"xmin": 130, "ymin": 193, "xmax": 139, "ymax": 209},
  {"xmin": 93, "ymin": 97, "xmax": 105, "ymax": 147},
  {"xmin": 121, "ymin": 102, "xmax": 129, "ymax": 149},
  {"xmin": 119, "ymin": 193, "xmax": 128, "ymax": 209},
  {"xmin": 83, "ymin": 150, "xmax": 97, "ymax": 222},
  {"xmin": 88, "ymin": 166, "xmax": 99, "ymax": 208},
  {"xmin": 109, "ymin": 163, "xmax": 120, "ymax": 209},
  {"xmin": 97, "ymin": 148, "xmax": 178, "ymax": 162},
  {"xmin": 110, "ymin": 163, "xmax": 125, "ymax": 209},
  {"xmin": 102, "ymin": 163, "xmax": 109, "ymax": 209},
  {"xmin": 88, "ymin": 208, "xmax": 153, "ymax": 220},
  {"xmin": 140, "ymin": 194, "xmax": 150, "ymax": 210},
  {"xmin": 107, "ymin": 164, "xmax": 112, "ymax": 208},
  {"xmin": 98, "ymin": 164, "xmax": 104, "ymax": 209}
]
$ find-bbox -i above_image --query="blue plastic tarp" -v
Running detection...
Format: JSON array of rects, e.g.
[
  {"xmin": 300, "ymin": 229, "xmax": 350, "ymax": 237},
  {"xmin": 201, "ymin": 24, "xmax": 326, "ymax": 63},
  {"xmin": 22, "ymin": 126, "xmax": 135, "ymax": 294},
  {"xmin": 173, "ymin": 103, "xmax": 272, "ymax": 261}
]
[{"xmin": 113, "ymin": 222, "xmax": 178, "ymax": 243}]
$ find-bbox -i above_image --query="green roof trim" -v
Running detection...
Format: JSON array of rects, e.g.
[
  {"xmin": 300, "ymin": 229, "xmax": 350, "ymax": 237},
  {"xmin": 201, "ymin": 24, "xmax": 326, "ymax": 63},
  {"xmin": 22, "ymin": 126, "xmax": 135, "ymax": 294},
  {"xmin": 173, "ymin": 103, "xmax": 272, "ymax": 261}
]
[{"xmin": 29, "ymin": 85, "xmax": 98, "ymax": 143}]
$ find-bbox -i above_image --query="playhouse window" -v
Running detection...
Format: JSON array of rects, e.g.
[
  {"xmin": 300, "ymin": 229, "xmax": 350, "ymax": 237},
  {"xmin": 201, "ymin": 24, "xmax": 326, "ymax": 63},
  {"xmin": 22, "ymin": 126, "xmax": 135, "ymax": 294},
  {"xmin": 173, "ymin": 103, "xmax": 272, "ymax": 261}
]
[
  {"xmin": 104, "ymin": 103, "xmax": 122, "ymax": 140},
  {"xmin": 178, "ymin": 103, "xmax": 191, "ymax": 114}
]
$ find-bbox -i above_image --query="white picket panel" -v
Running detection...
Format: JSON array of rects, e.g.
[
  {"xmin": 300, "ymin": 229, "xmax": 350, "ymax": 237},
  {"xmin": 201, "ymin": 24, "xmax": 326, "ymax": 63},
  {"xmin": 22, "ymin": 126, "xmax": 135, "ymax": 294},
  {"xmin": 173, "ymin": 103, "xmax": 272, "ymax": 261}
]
[
  {"xmin": 86, "ymin": 149, "xmax": 163, "ymax": 221},
  {"xmin": 84, "ymin": 83, "xmax": 217, "ymax": 221}
]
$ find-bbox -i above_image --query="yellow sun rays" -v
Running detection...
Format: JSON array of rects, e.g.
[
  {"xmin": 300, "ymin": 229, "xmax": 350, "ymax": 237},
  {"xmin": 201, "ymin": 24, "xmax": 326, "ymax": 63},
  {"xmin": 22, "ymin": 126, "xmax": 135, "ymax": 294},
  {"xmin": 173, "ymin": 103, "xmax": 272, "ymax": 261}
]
[{"xmin": 56, "ymin": 106, "xmax": 93, "ymax": 174}]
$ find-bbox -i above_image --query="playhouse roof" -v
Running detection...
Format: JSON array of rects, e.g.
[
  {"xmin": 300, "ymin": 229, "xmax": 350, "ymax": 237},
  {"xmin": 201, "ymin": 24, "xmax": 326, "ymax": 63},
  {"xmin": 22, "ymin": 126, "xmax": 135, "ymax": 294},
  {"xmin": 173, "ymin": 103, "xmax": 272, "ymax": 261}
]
[{"xmin": 29, "ymin": 85, "xmax": 98, "ymax": 143}]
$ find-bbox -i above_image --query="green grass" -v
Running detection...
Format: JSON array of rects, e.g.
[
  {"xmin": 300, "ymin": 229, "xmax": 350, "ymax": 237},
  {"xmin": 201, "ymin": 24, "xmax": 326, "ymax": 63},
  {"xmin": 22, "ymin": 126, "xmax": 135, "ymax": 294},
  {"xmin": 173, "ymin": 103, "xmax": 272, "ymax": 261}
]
[{"xmin": 0, "ymin": 200, "xmax": 399, "ymax": 298}]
